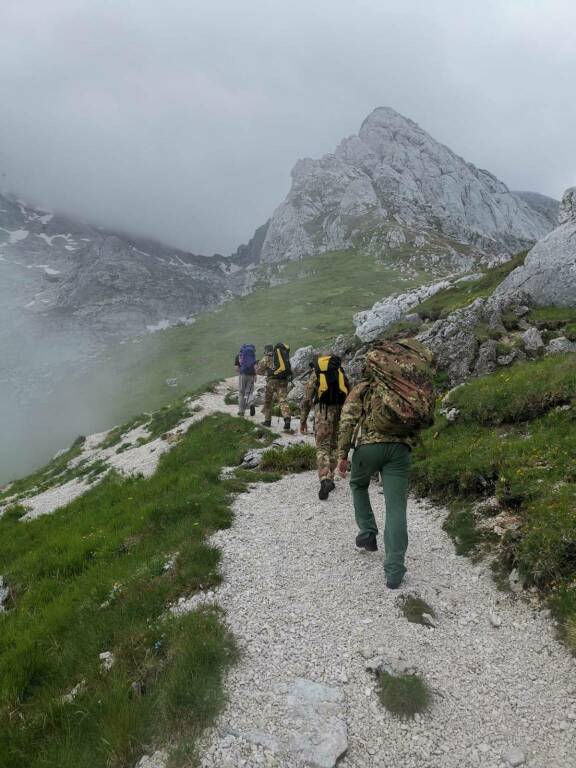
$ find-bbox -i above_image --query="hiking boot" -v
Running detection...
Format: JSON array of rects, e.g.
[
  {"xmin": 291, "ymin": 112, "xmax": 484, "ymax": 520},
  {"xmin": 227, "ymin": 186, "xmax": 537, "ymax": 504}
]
[
  {"xmin": 283, "ymin": 417, "xmax": 291, "ymax": 432},
  {"xmin": 261, "ymin": 419, "xmax": 271, "ymax": 427},
  {"xmin": 318, "ymin": 479, "xmax": 332, "ymax": 500},
  {"xmin": 249, "ymin": 405, "xmax": 256, "ymax": 417},
  {"xmin": 386, "ymin": 578, "xmax": 403, "ymax": 590},
  {"xmin": 355, "ymin": 532, "xmax": 378, "ymax": 551},
  {"xmin": 327, "ymin": 479, "xmax": 335, "ymax": 492}
]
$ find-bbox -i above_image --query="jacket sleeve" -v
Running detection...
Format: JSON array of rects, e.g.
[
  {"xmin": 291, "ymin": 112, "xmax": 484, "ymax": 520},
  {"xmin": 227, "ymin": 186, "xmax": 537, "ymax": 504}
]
[
  {"xmin": 256, "ymin": 355, "xmax": 271, "ymax": 376},
  {"xmin": 299, "ymin": 371, "xmax": 317, "ymax": 424},
  {"xmin": 337, "ymin": 382, "xmax": 368, "ymax": 459}
]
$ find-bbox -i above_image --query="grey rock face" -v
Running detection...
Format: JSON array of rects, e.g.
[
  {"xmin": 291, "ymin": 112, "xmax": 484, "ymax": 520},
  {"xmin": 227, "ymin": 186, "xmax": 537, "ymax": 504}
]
[
  {"xmin": 513, "ymin": 191, "xmax": 560, "ymax": 230},
  {"xmin": 495, "ymin": 187, "xmax": 576, "ymax": 307},
  {"xmin": 354, "ymin": 280, "xmax": 451, "ymax": 341},
  {"xmin": 559, "ymin": 187, "xmax": 576, "ymax": 225},
  {"xmin": 417, "ymin": 293, "xmax": 531, "ymax": 385},
  {"xmin": 258, "ymin": 107, "xmax": 552, "ymax": 265}
]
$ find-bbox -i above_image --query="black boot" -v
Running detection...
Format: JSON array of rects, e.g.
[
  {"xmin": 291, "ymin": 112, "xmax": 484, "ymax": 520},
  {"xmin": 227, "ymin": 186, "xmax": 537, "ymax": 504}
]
[
  {"xmin": 283, "ymin": 416, "xmax": 291, "ymax": 432},
  {"xmin": 249, "ymin": 404, "xmax": 256, "ymax": 416},
  {"xmin": 318, "ymin": 479, "xmax": 333, "ymax": 500},
  {"xmin": 261, "ymin": 419, "xmax": 271, "ymax": 427},
  {"xmin": 355, "ymin": 532, "xmax": 378, "ymax": 551}
]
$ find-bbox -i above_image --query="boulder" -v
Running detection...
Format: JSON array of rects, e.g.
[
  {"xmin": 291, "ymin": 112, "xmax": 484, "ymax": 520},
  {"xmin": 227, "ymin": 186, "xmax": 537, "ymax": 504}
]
[
  {"xmin": 474, "ymin": 340, "xmax": 499, "ymax": 377},
  {"xmin": 495, "ymin": 187, "xmax": 576, "ymax": 307},
  {"xmin": 417, "ymin": 293, "xmax": 531, "ymax": 385},
  {"xmin": 522, "ymin": 328, "xmax": 544, "ymax": 351},
  {"xmin": 354, "ymin": 280, "xmax": 451, "ymax": 342},
  {"xmin": 546, "ymin": 337, "xmax": 576, "ymax": 355},
  {"xmin": 291, "ymin": 345, "xmax": 316, "ymax": 375}
]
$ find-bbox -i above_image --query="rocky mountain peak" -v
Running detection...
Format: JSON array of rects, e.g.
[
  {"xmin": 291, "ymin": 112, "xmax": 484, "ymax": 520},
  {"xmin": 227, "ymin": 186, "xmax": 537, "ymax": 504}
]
[{"xmin": 255, "ymin": 107, "xmax": 554, "ymax": 267}]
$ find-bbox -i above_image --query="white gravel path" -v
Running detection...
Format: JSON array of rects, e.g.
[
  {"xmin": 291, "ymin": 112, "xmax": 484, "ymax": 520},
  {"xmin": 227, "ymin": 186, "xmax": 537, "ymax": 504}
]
[
  {"xmin": 1, "ymin": 378, "xmax": 283, "ymax": 520},
  {"xmin": 196, "ymin": 473, "xmax": 576, "ymax": 768},
  {"xmin": 5, "ymin": 378, "xmax": 575, "ymax": 767}
]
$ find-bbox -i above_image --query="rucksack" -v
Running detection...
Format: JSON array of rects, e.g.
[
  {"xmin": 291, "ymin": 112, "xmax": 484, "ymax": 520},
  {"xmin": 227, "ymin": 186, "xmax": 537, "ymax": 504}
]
[
  {"xmin": 238, "ymin": 343, "xmax": 256, "ymax": 374},
  {"xmin": 362, "ymin": 339, "xmax": 435, "ymax": 436},
  {"xmin": 313, "ymin": 355, "xmax": 349, "ymax": 408},
  {"xmin": 271, "ymin": 342, "xmax": 291, "ymax": 380}
]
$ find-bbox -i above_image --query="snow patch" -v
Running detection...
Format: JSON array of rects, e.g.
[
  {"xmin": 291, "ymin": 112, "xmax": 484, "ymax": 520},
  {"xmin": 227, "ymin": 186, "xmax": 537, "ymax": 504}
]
[{"xmin": 0, "ymin": 228, "xmax": 29, "ymax": 243}]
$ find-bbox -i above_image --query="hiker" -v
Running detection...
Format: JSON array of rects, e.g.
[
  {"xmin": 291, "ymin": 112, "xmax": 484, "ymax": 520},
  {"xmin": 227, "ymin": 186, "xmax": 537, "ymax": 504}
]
[
  {"xmin": 300, "ymin": 352, "xmax": 349, "ymax": 500},
  {"xmin": 337, "ymin": 339, "xmax": 435, "ymax": 589},
  {"xmin": 235, "ymin": 344, "xmax": 257, "ymax": 417},
  {"xmin": 257, "ymin": 343, "xmax": 293, "ymax": 432}
]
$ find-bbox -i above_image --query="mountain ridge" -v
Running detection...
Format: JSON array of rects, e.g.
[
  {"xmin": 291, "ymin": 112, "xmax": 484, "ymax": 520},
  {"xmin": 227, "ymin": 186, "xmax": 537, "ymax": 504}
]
[{"xmin": 250, "ymin": 107, "xmax": 555, "ymax": 267}]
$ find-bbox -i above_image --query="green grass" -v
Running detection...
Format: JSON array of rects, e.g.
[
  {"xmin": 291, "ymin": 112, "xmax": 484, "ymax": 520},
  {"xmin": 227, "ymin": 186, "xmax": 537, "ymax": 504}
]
[
  {"xmin": 399, "ymin": 595, "xmax": 436, "ymax": 625},
  {"xmin": 147, "ymin": 401, "xmax": 191, "ymax": 439},
  {"xmin": 259, "ymin": 443, "xmax": 317, "ymax": 473},
  {"xmin": 100, "ymin": 415, "xmax": 149, "ymax": 450},
  {"xmin": 4, "ymin": 249, "xmax": 430, "ymax": 487},
  {"xmin": 412, "ymin": 353, "xmax": 576, "ymax": 650},
  {"xmin": 443, "ymin": 354, "xmax": 576, "ymax": 425},
  {"xmin": 0, "ymin": 414, "xmax": 263, "ymax": 768},
  {"xmin": 416, "ymin": 251, "xmax": 528, "ymax": 321},
  {"xmin": 376, "ymin": 671, "xmax": 432, "ymax": 718},
  {"xmin": 96, "ymin": 249, "xmax": 428, "ymax": 419},
  {"xmin": 528, "ymin": 306, "xmax": 576, "ymax": 342}
]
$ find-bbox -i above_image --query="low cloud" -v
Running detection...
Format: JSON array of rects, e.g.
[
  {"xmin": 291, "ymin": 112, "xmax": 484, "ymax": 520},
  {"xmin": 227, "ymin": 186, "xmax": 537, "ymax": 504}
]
[{"xmin": 1, "ymin": 0, "xmax": 575, "ymax": 254}]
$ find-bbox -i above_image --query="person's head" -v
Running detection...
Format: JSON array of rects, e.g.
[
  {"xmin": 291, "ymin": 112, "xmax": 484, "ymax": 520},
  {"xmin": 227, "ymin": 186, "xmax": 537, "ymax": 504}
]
[{"xmin": 264, "ymin": 344, "xmax": 273, "ymax": 355}]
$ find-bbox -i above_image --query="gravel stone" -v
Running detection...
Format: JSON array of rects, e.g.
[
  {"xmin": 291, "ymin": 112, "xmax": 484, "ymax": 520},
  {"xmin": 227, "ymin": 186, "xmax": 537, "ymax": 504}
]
[{"xmin": 503, "ymin": 747, "xmax": 527, "ymax": 766}]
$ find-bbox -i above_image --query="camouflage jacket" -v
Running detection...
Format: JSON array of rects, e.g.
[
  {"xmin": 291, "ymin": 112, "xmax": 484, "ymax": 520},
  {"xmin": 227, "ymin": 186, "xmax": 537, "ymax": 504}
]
[
  {"xmin": 299, "ymin": 371, "xmax": 317, "ymax": 424},
  {"xmin": 256, "ymin": 354, "xmax": 274, "ymax": 378},
  {"xmin": 337, "ymin": 380, "xmax": 418, "ymax": 459}
]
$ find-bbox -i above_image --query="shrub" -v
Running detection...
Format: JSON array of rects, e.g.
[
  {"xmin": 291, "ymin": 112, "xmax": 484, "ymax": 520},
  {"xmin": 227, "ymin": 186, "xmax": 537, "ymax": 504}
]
[
  {"xmin": 377, "ymin": 671, "xmax": 432, "ymax": 718},
  {"xmin": 259, "ymin": 444, "xmax": 316, "ymax": 473}
]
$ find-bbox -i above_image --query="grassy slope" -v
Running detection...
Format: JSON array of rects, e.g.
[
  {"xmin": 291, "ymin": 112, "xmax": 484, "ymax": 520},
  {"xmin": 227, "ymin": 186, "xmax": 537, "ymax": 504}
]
[
  {"xmin": 0, "ymin": 414, "xmax": 268, "ymax": 768},
  {"xmin": 98, "ymin": 249, "xmax": 428, "ymax": 420},
  {"xmin": 3, "ymin": 247, "xmax": 429, "ymax": 486},
  {"xmin": 412, "ymin": 354, "xmax": 576, "ymax": 651}
]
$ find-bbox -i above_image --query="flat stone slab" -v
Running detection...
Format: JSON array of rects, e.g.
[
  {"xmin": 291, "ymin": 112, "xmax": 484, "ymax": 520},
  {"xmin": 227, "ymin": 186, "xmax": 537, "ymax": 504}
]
[
  {"xmin": 285, "ymin": 679, "xmax": 347, "ymax": 767},
  {"xmin": 236, "ymin": 678, "xmax": 348, "ymax": 767}
]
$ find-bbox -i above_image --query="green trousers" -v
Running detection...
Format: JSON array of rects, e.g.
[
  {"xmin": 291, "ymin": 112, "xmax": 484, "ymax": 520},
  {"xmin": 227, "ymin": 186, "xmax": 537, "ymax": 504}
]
[{"xmin": 350, "ymin": 442, "xmax": 412, "ymax": 583}]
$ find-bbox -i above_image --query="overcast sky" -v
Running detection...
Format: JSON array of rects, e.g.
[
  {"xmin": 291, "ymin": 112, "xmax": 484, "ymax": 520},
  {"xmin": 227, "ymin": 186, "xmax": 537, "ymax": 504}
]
[{"xmin": 1, "ymin": 0, "xmax": 575, "ymax": 255}]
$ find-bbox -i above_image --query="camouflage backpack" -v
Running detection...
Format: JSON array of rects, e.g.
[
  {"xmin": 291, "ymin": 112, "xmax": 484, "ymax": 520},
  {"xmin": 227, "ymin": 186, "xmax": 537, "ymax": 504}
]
[{"xmin": 362, "ymin": 339, "xmax": 436, "ymax": 436}]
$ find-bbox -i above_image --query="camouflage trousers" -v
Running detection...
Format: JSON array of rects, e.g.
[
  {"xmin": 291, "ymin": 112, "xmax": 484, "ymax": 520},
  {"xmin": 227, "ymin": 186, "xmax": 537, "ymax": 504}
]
[
  {"xmin": 262, "ymin": 378, "xmax": 291, "ymax": 420},
  {"xmin": 314, "ymin": 404, "xmax": 341, "ymax": 480}
]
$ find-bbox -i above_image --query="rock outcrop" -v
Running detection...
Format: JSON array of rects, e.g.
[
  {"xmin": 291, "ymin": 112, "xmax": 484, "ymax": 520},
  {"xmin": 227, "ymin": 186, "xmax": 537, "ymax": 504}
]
[
  {"xmin": 256, "ymin": 107, "xmax": 553, "ymax": 266},
  {"xmin": 416, "ymin": 294, "xmax": 530, "ymax": 385},
  {"xmin": 353, "ymin": 280, "xmax": 451, "ymax": 342},
  {"xmin": 0, "ymin": 192, "xmax": 238, "ymax": 339},
  {"xmin": 495, "ymin": 187, "xmax": 576, "ymax": 307},
  {"xmin": 512, "ymin": 191, "xmax": 560, "ymax": 230}
]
